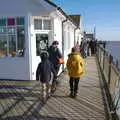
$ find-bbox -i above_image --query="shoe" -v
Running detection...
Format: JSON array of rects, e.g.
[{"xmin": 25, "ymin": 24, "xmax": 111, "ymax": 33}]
[
  {"xmin": 69, "ymin": 92, "xmax": 74, "ymax": 98},
  {"xmin": 51, "ymin": 87, "xmax": 56, "ymax": 93},
  {"xmin": 73, "ymin": 92, "xmax": 77, "ymax": 98}
]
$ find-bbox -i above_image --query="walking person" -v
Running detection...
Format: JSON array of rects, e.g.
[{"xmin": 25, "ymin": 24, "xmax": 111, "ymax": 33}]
[
  {"xmin": 36, "ymin": 52, "xmax": 57, "ymax": 103},
  {"xmin": 67, "ymin": 47, "xmax": 85, "ymax": 98},
  {"xmin": 47, "ymin": 40, "xmax": 63, "ymax": 92}
]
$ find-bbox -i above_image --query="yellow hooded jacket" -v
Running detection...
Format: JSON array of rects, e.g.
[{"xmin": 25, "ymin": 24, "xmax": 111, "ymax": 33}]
[{"xmin": 67, "ymin": 52, "xmax": 85, "ymax": 78}]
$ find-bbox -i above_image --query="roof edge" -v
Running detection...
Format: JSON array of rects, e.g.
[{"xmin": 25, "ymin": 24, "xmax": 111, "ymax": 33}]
[{"xmin": 44, "ymin": 0, "xmax": 79, "ymax": 28}]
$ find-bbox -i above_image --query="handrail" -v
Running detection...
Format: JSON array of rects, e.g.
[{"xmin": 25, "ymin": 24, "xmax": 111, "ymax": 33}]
[{"xmin": 96, "ymin": 42, "xmax": 120, "ymax": 120}]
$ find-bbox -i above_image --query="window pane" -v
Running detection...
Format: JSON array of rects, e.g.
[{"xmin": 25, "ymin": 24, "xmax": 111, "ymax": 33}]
[
  {"xmin": 7, "ymin": 27, "xmax": 16, "ymax": 34},
  {"xmin": 0, "ymin": 17, "xmax": 25, "ymax": 57},
  {"xmin": 0, "ymin": 18, "xmax": 6, "ymax": 26},
  {"xmin": 16, "ymin": 17, "xmax": 24, "ymax": 25},
  {"xmin": 0, "ymin": 27, "xmax": 7, "ymax": 34},
  {"xmin": 17, "ymin": 27, "xmax": 25, "ymax": 56},
  {"xmin": 8, "ymin": 35, "xmax": 16, "ymax": 56},
  {"xmin": 7, "ymin": 18, "xmax": 15, "ymax": 26},
  {"xmin": 43, "ymin": 20, "xmax": 51, "ymax": 30},
  {"xmin": 36, "ymin": 34, "xmax": 48, "ymax": 56},
  {"xmin": 0, "ymin": 35, "xmax": 7, "ymax": 56},
  {"xmin": 34, "ymin": 19, "xmax": 42, "ymax": 30}
]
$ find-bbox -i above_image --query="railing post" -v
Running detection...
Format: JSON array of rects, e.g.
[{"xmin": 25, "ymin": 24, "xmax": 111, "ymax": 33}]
[
  {"xmin": 108, "ymin": 55, "xmax": 113, "ymax": 87},
  {"xmin": 96, "ymin": 43, "xmax": 99, "ymax": 59},
  {"xmin": 116, "ymin": 59, "xmax": 119, "ymax": 69},
  {"xmin": 103, "ymin": 51, "xmax": 105, "ymax": 70},
  {"xmin": 99, "ymin": 47, "xmax": 101, "ymax": 64},
  {"xmin": 98, "ymin": 44, "xmax": 100, "ymax": 61}
]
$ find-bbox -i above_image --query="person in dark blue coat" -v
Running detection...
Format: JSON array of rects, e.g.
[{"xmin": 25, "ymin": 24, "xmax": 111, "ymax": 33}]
[
  {"xmin": 36, "ymin": 51, "xmax": 57, "ymax": 102},
  {"xmin": 47, "ymin": 41, "xmax": 63, "ymax": 92}
]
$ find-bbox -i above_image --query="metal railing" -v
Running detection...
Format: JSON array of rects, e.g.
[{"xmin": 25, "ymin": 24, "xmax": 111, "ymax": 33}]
[{"xmin": 96, "ymin": 43, "xmax": 120, "ymax": 120}]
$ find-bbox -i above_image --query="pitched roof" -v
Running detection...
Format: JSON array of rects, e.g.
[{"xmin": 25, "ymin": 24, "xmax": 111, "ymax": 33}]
[
  {"xmin": 69, "ymin": 15, "xmax": 81, "ymax": 27},
  {"xmin": 44, "ymin": 0, "xmax": 57, "ymax": 8},
  {"xmin": 44, "ymin": 0, "xmax": 79, "ymax": 28}
]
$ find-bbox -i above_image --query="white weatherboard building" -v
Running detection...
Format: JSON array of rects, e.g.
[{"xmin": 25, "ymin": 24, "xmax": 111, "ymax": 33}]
[{"xmin": 0, "ymin": 0, "xmax": 82, "ymax": 80}]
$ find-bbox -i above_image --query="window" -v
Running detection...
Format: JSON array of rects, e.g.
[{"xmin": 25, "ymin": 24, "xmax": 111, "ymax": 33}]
[
  {"xmin": 43, "ymin": 20, "xmax": 51, "ymax": 30},
  {"xmin": 34, "ymin": 18, "xmax": 51, "ymax": 30},
  {"xmin": 8, "ymin": 35, "xmax": 16, "ymax": 56},
  {"xmin": 34, "ymin": 19, "xmax": 42, "ymax": 30},
  {"xmin": 0, "ymin": 35, "xmax": 7, "ymax": 56},
  {"xmin": 0, "ymin": 17, "xmax": 25, "ymax": 57},
  {"xmin": 36, "ymin": 34, "xmax": 48, "ymax": 56},
  {"xmin": 17, "ymin": 27, "xmax": 25, "ymax": 56}
]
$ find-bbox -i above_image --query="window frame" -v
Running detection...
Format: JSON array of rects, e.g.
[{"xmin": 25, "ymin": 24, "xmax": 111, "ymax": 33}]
[
  {"xmin": 34, "ymin": 17, "xmax": 51, "ymax": 30},
  {"xmin": 0, "ymin": 17, "xmax": 25, "ymax": 58}
]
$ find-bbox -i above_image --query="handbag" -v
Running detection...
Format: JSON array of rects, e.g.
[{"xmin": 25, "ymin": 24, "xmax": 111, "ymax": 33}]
[{"xmin": 57, "ymin": 57, "xmax": 64, "ymax": 64}]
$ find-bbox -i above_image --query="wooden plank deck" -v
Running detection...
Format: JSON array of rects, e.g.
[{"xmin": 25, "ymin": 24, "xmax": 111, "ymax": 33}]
[{"xmin": 0, "ymin": 56, "xmax": 107, "ymax": 120}]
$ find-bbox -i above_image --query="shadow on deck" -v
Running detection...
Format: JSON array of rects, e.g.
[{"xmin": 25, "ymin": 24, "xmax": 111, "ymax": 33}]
[{"xmin": 0, "ymin": 56, "xmax": 108, "ymax": 120}]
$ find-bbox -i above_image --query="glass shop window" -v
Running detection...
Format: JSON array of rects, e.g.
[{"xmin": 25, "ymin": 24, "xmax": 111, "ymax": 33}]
[{"xmin": 0, "ymin": 17, "xmax": 25, "ymax": 57}]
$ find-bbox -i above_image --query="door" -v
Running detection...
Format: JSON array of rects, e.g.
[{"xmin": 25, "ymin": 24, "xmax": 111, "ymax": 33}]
[{"xmin": 36, "ymin": 33, "xmax": 49, "ymax": 56}]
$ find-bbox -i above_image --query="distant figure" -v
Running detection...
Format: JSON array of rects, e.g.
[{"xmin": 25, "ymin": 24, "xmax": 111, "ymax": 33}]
[
  {"xmin": 36, "ymin": 52, "xmax": 57, "ymax": 103},
  {"xmin": 80, "ymin": 40, "xmax": 88, "ymax": 58},
  {"xmin": 47, "ymin": 41, "xmax": 63, "ymax": 92},
  {"xmin": 89, "ymin": 40, "xmax": 96, "ymax": 55},
  {"xmin": 67, "ymin": 47, "xmax": 85, "ymax": 98},
  {"xmin": 86, "ymin": 40, "xmax": 90, "ymax": 56}
]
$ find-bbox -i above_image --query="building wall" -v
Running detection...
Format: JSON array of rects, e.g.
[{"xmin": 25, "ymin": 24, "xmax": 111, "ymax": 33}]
[
  {"xmin": 29, "ymin": 16, "xmax": 53, "ymax": 80},
  {"xmin": 53, "ymin": 17, "xmax": 63, "ymax": 74},
  {"xmin": 0, "ymin": 0, "xmax": 79, "ymax": 80},
  {"xmin": 75, "ymin": 29, "xmax": 81, "ymax": 45},
  {"xmin": 30, "ymin": 14, "xmax": 66, "ymax": 79},
  {"xmin": 0, "ymin": 0, "xmax": 53, "ymax": 80},
  {"xmin": 0, "ymin": 16, "xmax": 30, "ymax": 80},
  {"xmin": 54, "ymin": 18, "xmax": 62, "ymax": 51},
  {"xmin": 63, "ymin": 22, "xmax": 75, "ymax": 68}
]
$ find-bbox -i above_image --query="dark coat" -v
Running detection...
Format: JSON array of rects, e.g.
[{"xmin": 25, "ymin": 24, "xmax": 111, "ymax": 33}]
[
  {"xmin": 47, "ymin": 46, "xmax": 62, "ymax": 67},
  {"xmin": 36, "ymin": 53, "xmax": 57, "ymax": 83}
]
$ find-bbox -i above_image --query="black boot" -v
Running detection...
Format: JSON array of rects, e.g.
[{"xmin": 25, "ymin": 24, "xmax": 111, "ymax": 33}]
[
  {"xmin": 73, "ymin": 78, "xmax": 79, "ymax": 98},
  {"xmin": 73, "ymin": 92, "xmax": 77, "ymax": 98},
  {"xmin": 69, "ymin": 91, "xmax": 74, "ymax": 98},
  {"xmin": 69, "ymin": 78, "xmax": 74, "ymax": 98},
  {"xmin": 51, "ymin": 80, "xmax": 57, "ymax": 93}
]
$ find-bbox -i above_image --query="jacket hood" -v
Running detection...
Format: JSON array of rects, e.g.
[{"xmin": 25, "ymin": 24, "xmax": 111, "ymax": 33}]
[
  {"xmin": 69, "ymin": 52, "xmax": 81, "ymax": 60},
  {"xmin": 40, "ymin": 52, "xmax": 49, "ymax": 61},
  {"xmin": 67, "ymin": 52, "xmax": 85, "ymax": 78}
]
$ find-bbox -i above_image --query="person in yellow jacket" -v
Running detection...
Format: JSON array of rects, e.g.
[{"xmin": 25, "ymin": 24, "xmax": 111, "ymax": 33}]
[{"xmin": 67, "ymin": 47, "xmax": 85, "ymax": 98}]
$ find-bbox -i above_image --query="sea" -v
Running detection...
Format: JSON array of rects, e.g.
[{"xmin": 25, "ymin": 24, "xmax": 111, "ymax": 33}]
[{"xmin": 105, "ymin": 41, "xmax": 120, "ymax": 69}]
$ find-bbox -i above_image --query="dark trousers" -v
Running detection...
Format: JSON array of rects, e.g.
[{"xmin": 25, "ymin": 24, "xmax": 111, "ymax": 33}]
[
  {"xmin": 51, "ymin": 64, "xmax": 60, "ymax": 90},
  {"xmin": 69, "ymin": 77, "xmax": 80, "ymax": 94}
]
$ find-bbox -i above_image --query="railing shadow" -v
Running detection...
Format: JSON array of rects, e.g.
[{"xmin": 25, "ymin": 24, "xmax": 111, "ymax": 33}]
[
  {"xmin": 0, "ymin": 83, "xmax": 44, "ymax": 119},
  {"xmin": 1, "ymin": 115, "xmax": 67, "ymax": 120}
]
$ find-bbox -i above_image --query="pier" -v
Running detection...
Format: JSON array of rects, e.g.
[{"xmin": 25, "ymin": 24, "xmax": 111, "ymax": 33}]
[{"xmin": 0, "ymin": 44, "xmax": 119, "ymax": 120}]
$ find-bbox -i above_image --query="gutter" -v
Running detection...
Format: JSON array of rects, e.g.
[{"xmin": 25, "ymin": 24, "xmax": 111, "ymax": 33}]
[{"xmin": 62, "ymin": 19, "xmax": 67, "ymax": 70}]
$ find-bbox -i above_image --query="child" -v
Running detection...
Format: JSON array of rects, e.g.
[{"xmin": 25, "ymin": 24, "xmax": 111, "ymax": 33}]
[
  {"xmin": 67, "ymin": 47, "xmax": 85, "ymax": 98},
  {"xmin": 36, "ymin": 51, "xmax": 57, "ymax": 103}
]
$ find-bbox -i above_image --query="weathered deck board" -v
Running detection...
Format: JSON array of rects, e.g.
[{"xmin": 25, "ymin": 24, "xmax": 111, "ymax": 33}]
[{"xmin": 0, "ymin": 56, "xmax": 106, "ymax": 120}]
